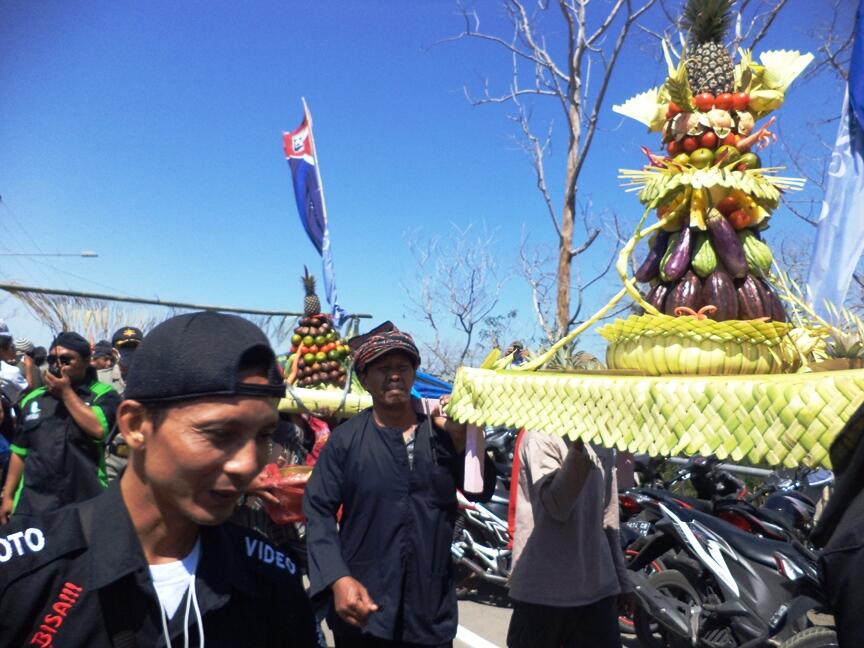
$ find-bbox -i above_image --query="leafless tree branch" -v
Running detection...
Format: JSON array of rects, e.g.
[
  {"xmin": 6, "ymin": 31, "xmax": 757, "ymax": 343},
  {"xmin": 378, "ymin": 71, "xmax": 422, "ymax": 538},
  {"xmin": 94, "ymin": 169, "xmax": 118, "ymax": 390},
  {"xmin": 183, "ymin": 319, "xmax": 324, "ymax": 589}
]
[{"xmin": 404, "ymin": 225, "xmax": 512, "ymax": 376}]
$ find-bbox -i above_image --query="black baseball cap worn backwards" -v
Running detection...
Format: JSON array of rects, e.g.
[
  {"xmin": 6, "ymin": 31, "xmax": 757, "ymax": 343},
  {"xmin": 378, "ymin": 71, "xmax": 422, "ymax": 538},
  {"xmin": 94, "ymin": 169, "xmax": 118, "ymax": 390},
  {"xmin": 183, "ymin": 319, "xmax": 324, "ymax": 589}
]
[{"xmin": 123, "ymin": 311, "xmax": 286, "ymax": 404}]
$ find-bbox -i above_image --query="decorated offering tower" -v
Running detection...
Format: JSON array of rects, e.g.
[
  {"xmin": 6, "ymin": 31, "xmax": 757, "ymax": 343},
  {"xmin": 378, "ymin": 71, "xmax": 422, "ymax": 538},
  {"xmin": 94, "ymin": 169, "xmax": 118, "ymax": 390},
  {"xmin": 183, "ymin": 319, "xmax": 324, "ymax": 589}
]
[
  {"xmin": 605, "ymin": 0, "xmax": 811, "ymax": 376},
  {"xmin": 444, "ymin": 2, "xmax": 864, "ymax": 469}
]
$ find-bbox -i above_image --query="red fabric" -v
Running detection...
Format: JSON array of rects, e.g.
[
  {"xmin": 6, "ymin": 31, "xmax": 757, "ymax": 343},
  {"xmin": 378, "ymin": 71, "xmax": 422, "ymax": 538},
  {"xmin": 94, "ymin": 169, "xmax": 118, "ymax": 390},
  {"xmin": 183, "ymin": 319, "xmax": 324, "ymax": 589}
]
[
  {"xmin": 283, "ymin": 116, "xmax": 313, "ymax": 160},
  {"xmin": 261, "ymin": 463, "xmax": 312, "ymax": 524},
  {"xmin": 507, "ymin": 428, "xmax": 527, "ymax": 550},
  {"xmin": 303, "ymin": 414, "xmax": 331, "ymax": 467}
]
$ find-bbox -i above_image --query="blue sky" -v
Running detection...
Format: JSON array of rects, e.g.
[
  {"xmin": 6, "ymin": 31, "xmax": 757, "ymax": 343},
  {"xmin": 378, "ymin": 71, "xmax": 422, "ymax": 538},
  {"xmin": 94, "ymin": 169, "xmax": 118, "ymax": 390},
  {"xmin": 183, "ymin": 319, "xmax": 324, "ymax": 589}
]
[{"xmin": 0, "ymin": 1, "xmax": 853, "ymax": 367}]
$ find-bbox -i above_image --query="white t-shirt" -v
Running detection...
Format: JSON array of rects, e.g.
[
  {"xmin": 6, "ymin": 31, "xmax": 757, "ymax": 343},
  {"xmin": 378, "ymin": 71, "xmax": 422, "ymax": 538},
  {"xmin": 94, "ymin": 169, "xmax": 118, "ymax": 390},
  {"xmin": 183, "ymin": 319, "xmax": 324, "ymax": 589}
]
[
  {"xmin": 0, "ymin": 361, "xmax": 27, "ymax": 402},
  {"xmin": 148, "ymin": 538, "xmax": 201, "ymax": 618}
]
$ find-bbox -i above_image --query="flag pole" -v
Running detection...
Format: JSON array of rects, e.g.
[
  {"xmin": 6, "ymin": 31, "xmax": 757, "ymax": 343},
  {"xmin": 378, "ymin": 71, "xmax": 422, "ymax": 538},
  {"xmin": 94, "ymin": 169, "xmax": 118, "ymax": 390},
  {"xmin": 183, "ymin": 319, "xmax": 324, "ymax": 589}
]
[{"xmin": 301, "ymin": 97, "xmax": 329, "ymax": 228}]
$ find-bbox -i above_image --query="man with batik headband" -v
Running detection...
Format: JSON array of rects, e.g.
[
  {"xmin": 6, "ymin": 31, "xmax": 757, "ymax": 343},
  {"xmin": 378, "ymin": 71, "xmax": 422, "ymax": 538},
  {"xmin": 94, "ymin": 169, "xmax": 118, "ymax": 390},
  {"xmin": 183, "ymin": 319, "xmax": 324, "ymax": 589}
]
[
  {"xmin": 304, "ymin": 321, "xmax": 496, "ymax": 648},
  {"xmin": 0, "ymin": 331, "xmax": 121, "ymax": 522}
]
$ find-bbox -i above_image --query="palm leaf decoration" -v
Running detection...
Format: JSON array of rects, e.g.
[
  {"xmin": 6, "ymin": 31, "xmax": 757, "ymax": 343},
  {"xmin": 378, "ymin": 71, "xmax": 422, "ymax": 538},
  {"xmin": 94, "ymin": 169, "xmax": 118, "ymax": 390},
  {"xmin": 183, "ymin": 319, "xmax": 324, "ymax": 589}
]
[
  {"xmin": 735, "ymin": 48, "xmax": 754, "ymax": 92},
  {"xmin": 613, "ymin": 87, "xmax": 665, "ymax": 130},
  {"xmin": 664, "ymin": 57, "xmax": 695, "ymax": 112}
]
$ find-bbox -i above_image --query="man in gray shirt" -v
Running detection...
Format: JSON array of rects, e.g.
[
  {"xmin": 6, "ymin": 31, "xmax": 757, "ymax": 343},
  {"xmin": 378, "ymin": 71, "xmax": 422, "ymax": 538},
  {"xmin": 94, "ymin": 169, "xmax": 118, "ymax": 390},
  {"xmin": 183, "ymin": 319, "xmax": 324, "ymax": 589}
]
[{"xmin": 507, "ymin": 431, "xmax": 632, "ymax": 648}]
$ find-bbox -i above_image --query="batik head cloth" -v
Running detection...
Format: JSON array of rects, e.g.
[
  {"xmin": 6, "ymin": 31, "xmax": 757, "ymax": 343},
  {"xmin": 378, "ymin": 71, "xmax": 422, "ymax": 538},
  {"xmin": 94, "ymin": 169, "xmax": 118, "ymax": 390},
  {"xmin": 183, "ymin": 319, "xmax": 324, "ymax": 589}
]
[{"xmin": 349, "ymin": 321, "xmax": 421, "ymax": 373}]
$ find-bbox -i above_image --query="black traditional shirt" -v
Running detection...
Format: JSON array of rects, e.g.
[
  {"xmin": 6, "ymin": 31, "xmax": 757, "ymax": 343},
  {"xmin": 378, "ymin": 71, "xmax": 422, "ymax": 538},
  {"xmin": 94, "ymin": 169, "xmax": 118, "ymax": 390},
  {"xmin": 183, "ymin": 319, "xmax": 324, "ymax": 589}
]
[
  {"xmin": 0, "ymin": 482, "xmax": 323, "ymax": 647},
  {"xmin": 10, "ymin": 379, "xmax": 120, "ymax": 517},
  {"xmin": 303, "ymin": 409, "xmax": 495, "ymax": 645}
]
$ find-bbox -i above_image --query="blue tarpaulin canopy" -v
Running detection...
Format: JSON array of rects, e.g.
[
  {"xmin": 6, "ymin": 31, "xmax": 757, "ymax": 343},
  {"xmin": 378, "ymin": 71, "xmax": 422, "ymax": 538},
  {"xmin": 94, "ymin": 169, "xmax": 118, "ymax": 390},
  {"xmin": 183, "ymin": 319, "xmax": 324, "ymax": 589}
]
[{"xmin": 412, "ymin": 371, "xmax": 452, "ymax": 398}]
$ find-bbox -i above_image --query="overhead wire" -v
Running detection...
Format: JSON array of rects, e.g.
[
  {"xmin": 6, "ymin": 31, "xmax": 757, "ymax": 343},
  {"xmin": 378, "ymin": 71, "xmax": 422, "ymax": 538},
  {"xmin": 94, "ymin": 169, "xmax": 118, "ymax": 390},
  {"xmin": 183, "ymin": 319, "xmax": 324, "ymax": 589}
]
[{"xmin": 0, "ymin": 199, "xmax": 127, "ymax": 294}]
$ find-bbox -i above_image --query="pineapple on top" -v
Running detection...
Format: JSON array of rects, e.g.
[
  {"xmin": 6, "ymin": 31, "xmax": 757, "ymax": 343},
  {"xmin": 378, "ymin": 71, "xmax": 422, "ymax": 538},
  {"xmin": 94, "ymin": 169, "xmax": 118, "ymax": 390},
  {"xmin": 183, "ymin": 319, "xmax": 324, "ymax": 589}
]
[
  {"xmin": 682, "ymin": 0, "xmax": 735, "ymax": 98},
  {"xmin": 303, "ymin": 266, "xmax": 321, "ymax": 317},
  {"xmin": 287, "ymin": 267, "xmax": 351, "ymax": 388}
]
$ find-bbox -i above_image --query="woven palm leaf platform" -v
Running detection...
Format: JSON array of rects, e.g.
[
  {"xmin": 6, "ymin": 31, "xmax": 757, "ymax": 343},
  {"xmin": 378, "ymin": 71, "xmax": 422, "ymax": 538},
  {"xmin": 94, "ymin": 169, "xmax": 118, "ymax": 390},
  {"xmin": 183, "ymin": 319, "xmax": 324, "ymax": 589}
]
[
  {"xmin": 279, "ymin": 387, "xmax": 372, "ymax": 417},
  {"xmin": 446, "ymin": 366, "xmax": 864, "ymax": 468}
]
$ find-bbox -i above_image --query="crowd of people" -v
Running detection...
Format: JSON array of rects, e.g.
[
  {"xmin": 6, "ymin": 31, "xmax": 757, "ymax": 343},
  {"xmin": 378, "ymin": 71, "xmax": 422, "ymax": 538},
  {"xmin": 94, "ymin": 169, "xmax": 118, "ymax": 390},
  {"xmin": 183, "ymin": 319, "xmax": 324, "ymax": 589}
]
[{"xmin": 0, "ymin": 314, "xmax": 863, "ymax": 647}]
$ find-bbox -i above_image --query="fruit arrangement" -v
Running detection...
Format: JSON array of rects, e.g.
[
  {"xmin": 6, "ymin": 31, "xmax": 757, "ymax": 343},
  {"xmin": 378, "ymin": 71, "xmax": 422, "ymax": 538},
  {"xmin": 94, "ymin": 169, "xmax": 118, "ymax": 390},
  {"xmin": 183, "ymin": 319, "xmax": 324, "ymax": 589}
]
[
  {"xmin": 285, "ymin": 268, "xmax": 351, "ymax": 388},
  {"xmin": 614, "ymin": 0, "xmax": 811, "ymax": 322}
]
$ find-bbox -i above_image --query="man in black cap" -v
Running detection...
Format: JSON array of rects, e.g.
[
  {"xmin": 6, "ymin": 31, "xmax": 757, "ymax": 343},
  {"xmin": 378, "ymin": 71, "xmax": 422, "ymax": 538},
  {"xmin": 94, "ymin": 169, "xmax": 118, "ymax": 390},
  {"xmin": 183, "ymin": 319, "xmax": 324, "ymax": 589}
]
[
  {"xmin": 97, "ymin": 325, "xmax": 143, "ymax": 394},
  {"xmin": 304, "ymin": 321, "xmax": 495, "ymax": 648},
  {"xmin": 0, "ymin": 312, "xmax": 323, "ymax": 646},
  {"xmin": 0, "ymin": 331, "xmax": 120, "ymax": 523},
  {"xmin": 91, "ymin": 340, "xmax": 116, "ymax": 371},
  {"xmin": 112, "ymin": 325, "xmax": 143, "ymax": 369},
  {"xmin": 102, "ymin": 325, "xmax": 144, "ymax": 478}
]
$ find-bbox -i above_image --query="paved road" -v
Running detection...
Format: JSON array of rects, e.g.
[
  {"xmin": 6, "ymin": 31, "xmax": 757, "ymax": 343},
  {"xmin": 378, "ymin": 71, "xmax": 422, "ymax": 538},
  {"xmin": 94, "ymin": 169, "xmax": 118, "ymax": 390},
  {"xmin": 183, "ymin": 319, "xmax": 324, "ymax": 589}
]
[
  {"xmin": 318, "ymin": 580, "xmax": 642, "ymax": 647},
  {"xmin": 455, "ymin": 584, "xmax": 512, "ymax": 648},
  {"xmin": 454, "ymin": 581, "xmax": 642, "ymax": 648}
]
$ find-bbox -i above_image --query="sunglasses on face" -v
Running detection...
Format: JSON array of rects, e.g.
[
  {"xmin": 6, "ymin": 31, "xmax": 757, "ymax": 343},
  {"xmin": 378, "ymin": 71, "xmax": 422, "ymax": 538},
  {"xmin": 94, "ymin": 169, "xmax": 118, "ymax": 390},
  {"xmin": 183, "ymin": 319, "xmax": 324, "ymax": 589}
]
[{"xmin": 47, "ymin": 354, "xmax": 76, "ymax": 366}]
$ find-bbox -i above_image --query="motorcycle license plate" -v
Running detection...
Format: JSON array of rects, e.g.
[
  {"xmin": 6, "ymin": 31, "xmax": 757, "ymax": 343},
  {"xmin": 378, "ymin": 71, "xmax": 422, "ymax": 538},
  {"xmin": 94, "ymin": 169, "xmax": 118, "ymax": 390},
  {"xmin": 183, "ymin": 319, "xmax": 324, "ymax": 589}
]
[{"xmin": 625, "ymin": 520, "xmax": 652, "ymax": 536}]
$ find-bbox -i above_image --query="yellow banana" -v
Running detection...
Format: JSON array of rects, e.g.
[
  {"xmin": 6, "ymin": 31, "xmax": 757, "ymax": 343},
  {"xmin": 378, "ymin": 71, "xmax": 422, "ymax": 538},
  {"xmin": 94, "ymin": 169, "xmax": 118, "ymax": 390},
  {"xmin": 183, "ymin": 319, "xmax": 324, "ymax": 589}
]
[{"xmin": 690, "ymin": 187, "xmax": 707, "ymax": 230}]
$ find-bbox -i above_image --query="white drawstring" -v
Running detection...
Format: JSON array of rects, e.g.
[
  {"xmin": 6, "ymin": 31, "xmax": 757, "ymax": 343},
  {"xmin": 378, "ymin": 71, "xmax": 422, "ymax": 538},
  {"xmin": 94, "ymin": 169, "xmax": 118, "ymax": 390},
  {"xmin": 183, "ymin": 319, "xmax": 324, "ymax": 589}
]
[
  {"xmin": 191, "ymin": 574, "xmax": 205, "ymax": 648},
  {"xmin": 159, "ymin": 600, "xmax": 172, "ymax": 648},
  {"xmin": 160, "ymin": 574, "xmax": 205, "ymax": 648},
  {"xmin": 182, "ymin": 573, "xmax": 193, "ymax": 648}
]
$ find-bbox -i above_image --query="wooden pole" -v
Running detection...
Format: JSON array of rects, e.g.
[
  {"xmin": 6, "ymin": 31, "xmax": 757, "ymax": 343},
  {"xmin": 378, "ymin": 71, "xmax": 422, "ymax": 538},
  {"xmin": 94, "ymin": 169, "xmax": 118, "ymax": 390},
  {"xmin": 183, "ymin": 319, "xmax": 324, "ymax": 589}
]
[{"xmin": 0, "ymin": 283, "xmax": 373, "ymax": 319}]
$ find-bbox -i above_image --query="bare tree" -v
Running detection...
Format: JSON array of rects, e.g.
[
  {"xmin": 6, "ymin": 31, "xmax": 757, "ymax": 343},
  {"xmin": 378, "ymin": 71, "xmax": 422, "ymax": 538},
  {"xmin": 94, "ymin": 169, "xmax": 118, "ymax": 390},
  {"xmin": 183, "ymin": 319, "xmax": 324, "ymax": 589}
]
[
  {"xmin": 405, "ymin": 225, "xmax": 515, "ymax": 377},
  {"xmin": 443, "ymin": 0, "xmax": 657, "ymax": 338},
  {"xmin": 519, "ymin": 206, "xmax": 630, "ymax": 343}
]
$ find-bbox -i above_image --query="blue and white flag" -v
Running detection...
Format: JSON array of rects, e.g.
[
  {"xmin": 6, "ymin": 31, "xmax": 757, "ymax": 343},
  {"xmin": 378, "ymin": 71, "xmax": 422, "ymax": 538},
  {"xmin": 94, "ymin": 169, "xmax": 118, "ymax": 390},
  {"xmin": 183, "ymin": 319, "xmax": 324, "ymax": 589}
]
[
  {"xmin": 807, "ymin": 2, "xmax": 864, "ymax": 317},
  {"xmin": 283, "ymin": 102, "xmax": 346, "ymax": 322}
]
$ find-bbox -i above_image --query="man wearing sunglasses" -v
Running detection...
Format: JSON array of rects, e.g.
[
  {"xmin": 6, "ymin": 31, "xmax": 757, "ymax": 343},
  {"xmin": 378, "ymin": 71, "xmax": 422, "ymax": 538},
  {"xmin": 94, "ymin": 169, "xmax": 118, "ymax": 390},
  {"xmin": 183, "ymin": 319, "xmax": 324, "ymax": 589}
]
[{"xmin": 0, "ymin": 331, "xmax": 120, "ymax": 524}]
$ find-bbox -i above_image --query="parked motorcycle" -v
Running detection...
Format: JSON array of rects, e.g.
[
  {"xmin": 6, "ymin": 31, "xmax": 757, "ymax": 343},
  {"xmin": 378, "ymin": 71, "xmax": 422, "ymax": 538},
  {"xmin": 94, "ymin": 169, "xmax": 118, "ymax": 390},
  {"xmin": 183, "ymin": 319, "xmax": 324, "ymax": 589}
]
[
  {"xmin": 621, "ymin": 457, "xmax": 831, "ymax": 549},
  {"xmin": 629, "ymin": 497, "xmax": 835, "ymax": 647},
  {"xmin": 451, "ymin": 426, "xmax": 516, "ymax": 591},
  {"xmin": 451, "ymin": 486, "xmax": 512, "ymax": 588}
]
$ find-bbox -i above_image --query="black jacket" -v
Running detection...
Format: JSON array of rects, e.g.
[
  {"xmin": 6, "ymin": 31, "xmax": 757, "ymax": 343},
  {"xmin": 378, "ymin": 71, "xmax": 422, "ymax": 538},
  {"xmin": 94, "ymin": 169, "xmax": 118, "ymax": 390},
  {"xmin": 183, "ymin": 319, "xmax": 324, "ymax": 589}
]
[
  {"xmin": 303, "ymin": 409, "xmax": 495, "ymax": 645},
  {"xmin": 813, "ymin": 402, "xmax": 864, "ymax": 647},
  {"xmin": 0, "ymin": 482, "xmax": 323, "ymax": 647},
  {"xmin": 11, "ymin": 379, "xmax": 120, "ymax": 517}
]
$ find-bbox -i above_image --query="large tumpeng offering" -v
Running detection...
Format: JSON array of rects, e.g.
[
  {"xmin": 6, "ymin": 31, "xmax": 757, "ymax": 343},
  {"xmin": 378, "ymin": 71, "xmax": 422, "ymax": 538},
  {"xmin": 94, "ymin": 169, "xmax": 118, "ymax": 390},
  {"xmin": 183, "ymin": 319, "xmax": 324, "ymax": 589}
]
[{"xmin": 447, "ymin": 2, "xmax": 864, "ymax": 469}]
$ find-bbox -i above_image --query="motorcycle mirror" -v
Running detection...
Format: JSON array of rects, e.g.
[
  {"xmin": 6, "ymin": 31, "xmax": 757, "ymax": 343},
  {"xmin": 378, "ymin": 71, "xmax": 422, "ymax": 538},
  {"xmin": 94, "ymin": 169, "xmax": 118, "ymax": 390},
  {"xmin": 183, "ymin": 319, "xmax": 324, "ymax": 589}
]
[{"xmin": 804, "ymin": 468, "xmax": 833, "ymax": 487}]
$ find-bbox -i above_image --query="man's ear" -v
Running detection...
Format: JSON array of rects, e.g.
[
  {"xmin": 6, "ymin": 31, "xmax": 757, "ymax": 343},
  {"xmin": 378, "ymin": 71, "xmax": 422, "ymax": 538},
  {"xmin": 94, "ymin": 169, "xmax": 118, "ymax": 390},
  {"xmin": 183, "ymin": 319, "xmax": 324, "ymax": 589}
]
[{"xmin": 118, "ymin": 400, "xmax": 151, "ymax": 450}]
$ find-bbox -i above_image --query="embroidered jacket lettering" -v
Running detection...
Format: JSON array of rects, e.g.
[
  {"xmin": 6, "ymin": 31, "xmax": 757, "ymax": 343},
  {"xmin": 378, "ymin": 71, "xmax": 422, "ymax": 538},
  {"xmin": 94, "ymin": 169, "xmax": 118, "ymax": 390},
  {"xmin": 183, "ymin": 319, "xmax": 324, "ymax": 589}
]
[
  {"xmin": 0, "ymin": 528, "xmax": 46, "ymax": 562},
  {"xmin": 29, "ymin": 582, "xmax": 83, "ymax": 646},
  {"xmin": 244, "ymin": 536, "xmax": 296, "ymax": 574}
]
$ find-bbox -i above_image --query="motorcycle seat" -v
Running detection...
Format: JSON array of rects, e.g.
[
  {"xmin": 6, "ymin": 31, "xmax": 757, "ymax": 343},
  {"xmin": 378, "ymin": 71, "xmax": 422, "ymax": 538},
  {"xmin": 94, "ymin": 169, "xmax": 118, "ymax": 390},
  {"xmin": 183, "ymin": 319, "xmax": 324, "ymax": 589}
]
[
  {"xmin": 691, "ymin": 509, "xmax": 800, "ymax": 570},
  {"xmin": 714, "ymin": 498, "xmax": 796, "ymax": 540},
  {"xmin": 640, "ymin": 488, "xmax": 713, "ymax": 514}
]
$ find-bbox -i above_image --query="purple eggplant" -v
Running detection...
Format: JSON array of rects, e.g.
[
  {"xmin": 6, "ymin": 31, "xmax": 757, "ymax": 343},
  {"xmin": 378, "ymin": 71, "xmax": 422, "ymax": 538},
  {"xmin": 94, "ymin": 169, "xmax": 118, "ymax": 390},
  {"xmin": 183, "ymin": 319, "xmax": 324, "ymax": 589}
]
[
  {"xmin": 664, "ymin": 271, "xmax": 703, "ymax": 316},
  {"xmin": 736, "ymin": 274, "xmax": 768, "ymax": 320},
  {"xmin": 755, "ymin": 278, "xmax": 787, "ymax": 323},
  {"xmin": 661, "ymin": 226, "xmax": 694, "ymax": 282},
  {"xmin": 635, "ymin": 231, "xmax": 671, "ymax": 283},
  {"xmin": 644, "ymin": 282, "xmax": 671, "ymax": 313},
  {"xmin": 701, "ymin": 270, "xmax": 738, "ymax": 321},
  {"xmin": 706, "ymin": 208, "xmax": 747, "ymax": 278}
]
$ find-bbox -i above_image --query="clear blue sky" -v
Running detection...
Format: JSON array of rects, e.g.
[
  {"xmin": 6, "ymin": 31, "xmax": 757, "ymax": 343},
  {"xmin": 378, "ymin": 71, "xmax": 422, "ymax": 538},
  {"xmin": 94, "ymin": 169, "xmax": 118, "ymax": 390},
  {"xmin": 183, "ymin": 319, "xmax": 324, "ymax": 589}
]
[{"xmin": 0, "ymin": 1, "xmax": 852, "ymax": 367}]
